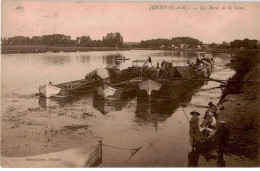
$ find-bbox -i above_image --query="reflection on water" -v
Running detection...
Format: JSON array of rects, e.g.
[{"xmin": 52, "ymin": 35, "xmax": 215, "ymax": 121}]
[
  {"xmin": 39, "ymin": 93, "xmax": 93, "ymax": 109},
  {"xmin": 93, "ymin": 96, "xmax": 129, "ymax": 115},
  {"xmin": 151, "ymin": 51, "xmax": 197, "ymax": 58},
  {"xmin": 39, "ymin": 77, "xmax": 205, "ymax": 126},
  {"xmin": 188, "ymin": 144, "xmax": 226, "ymax": 167}
]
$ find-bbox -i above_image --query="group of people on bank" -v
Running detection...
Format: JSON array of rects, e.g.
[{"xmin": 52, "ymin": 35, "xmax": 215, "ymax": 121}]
[
  {"xmin": 189, "ymin": 102, "xmax": 230, "ymax": 155},
  {"xmin": 188, "ymin": 101, "xmax": 230, "ymax": 167}
]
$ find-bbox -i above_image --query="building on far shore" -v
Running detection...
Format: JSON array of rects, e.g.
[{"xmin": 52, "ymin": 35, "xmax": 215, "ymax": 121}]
[
  {"xmin": 202, "ymin": 44, "xmax": 209, "ymax": 48},
  {"xmin": 180, "ymin": 44, "xmax": 188, "ymax": 49},
  {"xmin": 159, "ymin": 45, "xmax": 165, "ymax": 49}
]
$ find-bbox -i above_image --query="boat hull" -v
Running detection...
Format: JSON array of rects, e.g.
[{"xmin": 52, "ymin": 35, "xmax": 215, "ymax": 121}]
[
  {"xmin": 39, "ymin": 79, "xmax": 103, "ymax": 98},
  {"xmin": 39, "ymin": 84, "xmax": 62, "ymax": 98},
  {"xmin": 137, "ymin": 65, "xmax": 213, "ymax": 102}
]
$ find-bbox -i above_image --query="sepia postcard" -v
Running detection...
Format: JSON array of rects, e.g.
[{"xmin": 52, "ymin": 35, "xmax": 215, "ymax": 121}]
[{"xmin": 1, "ymin": 0, "xmax": 260, "ymax": 168}]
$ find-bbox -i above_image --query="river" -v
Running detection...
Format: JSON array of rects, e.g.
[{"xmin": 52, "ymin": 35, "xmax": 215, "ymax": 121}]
[{"xmin": 2, "ymin": 50, "xmax": 242, "ymax": 167}]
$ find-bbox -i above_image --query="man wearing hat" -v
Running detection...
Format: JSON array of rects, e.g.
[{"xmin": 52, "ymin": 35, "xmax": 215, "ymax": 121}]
[
  {"xmin": 189, "ymin": 110, "xmax": 200, "ymax": 145},
  {"xmin": 216, "ymin": 121, "xmax": 230, "ymax": 155}
]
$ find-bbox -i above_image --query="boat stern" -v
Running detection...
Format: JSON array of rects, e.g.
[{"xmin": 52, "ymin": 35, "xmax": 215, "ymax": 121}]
[{"xmin": 39, "ymin": 83, "xmax": 61, "ymax": 98}]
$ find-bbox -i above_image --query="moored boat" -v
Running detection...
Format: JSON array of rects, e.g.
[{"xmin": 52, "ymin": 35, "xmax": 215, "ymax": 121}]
[
  {"xmin": 137, "ymin": 56, "xmax": 214, "ymax": 102},
  {"xmin": 38, "ymin": 68, "xmax": 111, "ymax": 98},
  {"xmin": 38, "ymin": 63, "xmax": 143, "ymax": 98},
  {"xmin": 39, "ymin": 83, "xmax": 62, "ymax": 98},
  {"xmin": 94, "ymin": 57, "xmax": 153, "ymax": 100}
]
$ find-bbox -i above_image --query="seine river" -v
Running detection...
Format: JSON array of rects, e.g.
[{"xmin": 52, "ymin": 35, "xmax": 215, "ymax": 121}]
[{"xmin": 1, "ymin": 50, "xmax": 236, "ymax": 166}]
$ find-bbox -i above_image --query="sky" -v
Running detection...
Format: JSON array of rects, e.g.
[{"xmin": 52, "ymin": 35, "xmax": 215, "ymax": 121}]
[{"xmin": 1, "ymin": 1, "xmax": 260, "ymax": 43}]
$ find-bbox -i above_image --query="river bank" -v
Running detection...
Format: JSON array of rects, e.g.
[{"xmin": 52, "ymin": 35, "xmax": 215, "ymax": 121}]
[
  {"xmin": 216, "ymin": 51, "xmax": 260, "ymax": 165},
  {"xmin": 1, "ymin": 46, "xmax": 130, "ymax": 54}
]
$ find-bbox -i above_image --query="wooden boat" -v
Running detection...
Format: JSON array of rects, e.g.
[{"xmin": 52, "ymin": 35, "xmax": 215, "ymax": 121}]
[
  {"xmin": 94, "ymin": 57, "xmax": 153, "ymax": 100},
  {"xmin": 1, "ymin": 140, "xmax": 102, "ymax": 167},
  {"xmin": 38, "ymin": 68, "xmax": 113, "ymax": 98},
  {"xmin": 137, "ymin": 57, "xmax": 214, "ymax": 102},
  {"xmin": 39, "ymin": 83, "xmax": 62, "ymax": 98},
  {"xmin": 38, "ymin": 78, "xmax": 103, "ymax": 98},
  {"xmin": 38, "ymin": 64, "xmax": 142, "ymax": 98}
]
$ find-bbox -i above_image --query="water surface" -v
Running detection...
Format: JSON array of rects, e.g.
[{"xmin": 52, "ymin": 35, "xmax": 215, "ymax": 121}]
[{"xmin": 1, "ymin": 50, "xmax": 236, "ymax": 166}]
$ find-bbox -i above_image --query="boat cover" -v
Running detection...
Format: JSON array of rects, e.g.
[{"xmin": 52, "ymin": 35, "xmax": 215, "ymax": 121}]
[
  {"xmin": 96, "ymin": 68, "xmax": 110, "ymax": 79},
  {"xmin": 174, "ymin": 66, "xmax": 192, "ymax": 79},
  {"xmin": 86, "ymin": 68, "xmax": 110, "ymax": 80},
  {"xmin": 1, "ymin": 140, "xmax": 102, "ymax": 167}
]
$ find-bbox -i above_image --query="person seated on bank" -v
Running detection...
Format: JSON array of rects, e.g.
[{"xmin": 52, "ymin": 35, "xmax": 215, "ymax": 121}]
[
  {"xmin": 200, "ymin": 112, "xmax": 216, "ymax": 138},
  {"xmin": 205, "ymin": 102, "xmax": 218, "ymax": 119},
  {"xmin": 200, "ymin": 112, "xmax": 216, "ymax": 130},
  {"xmin": 189, "ymin": 110, "xmax": 201, "ymax": 145}
]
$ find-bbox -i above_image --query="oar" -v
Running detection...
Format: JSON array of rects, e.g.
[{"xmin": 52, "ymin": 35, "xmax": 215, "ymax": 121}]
[
  {"xmin": 194, "ymin": 74, "xmax": 228, "ymax": 84},
  {"xmin": 171, "ymin": 77, "xmax": 228, "ymax": 85}
]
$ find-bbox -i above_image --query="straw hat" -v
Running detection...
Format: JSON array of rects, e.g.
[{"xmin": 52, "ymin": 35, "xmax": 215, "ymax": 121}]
[{"xmin": 190, "ymin": 110, "xmax": 200, "ymax": 116}]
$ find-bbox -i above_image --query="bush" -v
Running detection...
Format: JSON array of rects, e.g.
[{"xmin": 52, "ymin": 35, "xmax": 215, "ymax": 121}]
[{"xmin": 221, "ymin": 51, "xmax": 260, "ymax": 100}]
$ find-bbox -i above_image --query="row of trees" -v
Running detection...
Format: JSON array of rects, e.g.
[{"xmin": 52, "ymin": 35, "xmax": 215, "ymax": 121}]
[
  {"xmin": 2, "ymin": 35, "xmax": 258, "ymax": 49},
  {"xmin": 133, "ymin": 37, "xmax": 259, "ymax": 50},
  {"xmin": 208, "ymin": 39, "xmax": 259, "ymax": 49},
  {"xmin": 229, "ymin": 39, "xmax": 258, "ymax": 49},
  {"xmin": 1, "ymin": 33, "xmax": 124, "ymax": 47},
  {"xmin": 135, "ymin": 37, "xmax": 203, "ymax": 48}
]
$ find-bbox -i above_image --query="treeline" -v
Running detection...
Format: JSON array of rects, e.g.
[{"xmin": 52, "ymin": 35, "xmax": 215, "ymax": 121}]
[
  {"xmin": 134, "ymin": 37, "xmax": 203, "ymax": 48},
  {"xmin": 1, "ymin": 33, "xmax": 124, "ymax": 47},
  {"xmin": 209, "ymin": 39, "xmax": 259, "ymax": 49},
  {"xmin": 229, "ymin": 39, "xmax": 258, "ymax": 49}
]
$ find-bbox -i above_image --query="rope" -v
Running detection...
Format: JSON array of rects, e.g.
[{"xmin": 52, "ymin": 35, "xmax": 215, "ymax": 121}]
[
  {"xmin": 102, "ymin": 143, "xmax": 142, "ymax": 151},
  {"xmin": 122, "ymin": 147, "xmax": 142, "ymax": 166},
  {"xmin": 1, "ymin": 66, "xmax": 62, "ymax": 97},
  {"xmin": 166, "ymin": 80, "xmax": 190, "ymax": 122},
  {"xmin": 175, "ymin": 76, "xmax": 259, "ymax": 83},
  {"xmin": 101, "ymin": 143, "xmax": 143, "ymax": 166}
]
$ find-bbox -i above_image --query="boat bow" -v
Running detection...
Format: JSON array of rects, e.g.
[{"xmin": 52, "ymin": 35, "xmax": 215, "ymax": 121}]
[{"xmin": 138, "ymin": 79, "xmax": 162, "ymax": 95}]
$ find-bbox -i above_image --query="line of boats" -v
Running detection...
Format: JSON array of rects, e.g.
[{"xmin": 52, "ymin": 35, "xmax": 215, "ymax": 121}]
[{"xmin": 38, "ymin": 54, "xmax": 214, "ymax": 103}]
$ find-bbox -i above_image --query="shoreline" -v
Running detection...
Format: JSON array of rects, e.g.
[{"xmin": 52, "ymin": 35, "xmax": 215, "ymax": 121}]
[
  {"xmin": 215, "ymin": 51, "xmax": 260, "ymax": 164},
  {"xmin": 2, "ymin": 46, "xmax": 259, "ymax": 55},
  {"xmin": 1, "ymin": 46, "xmax": 130, "ymax": 54}
]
